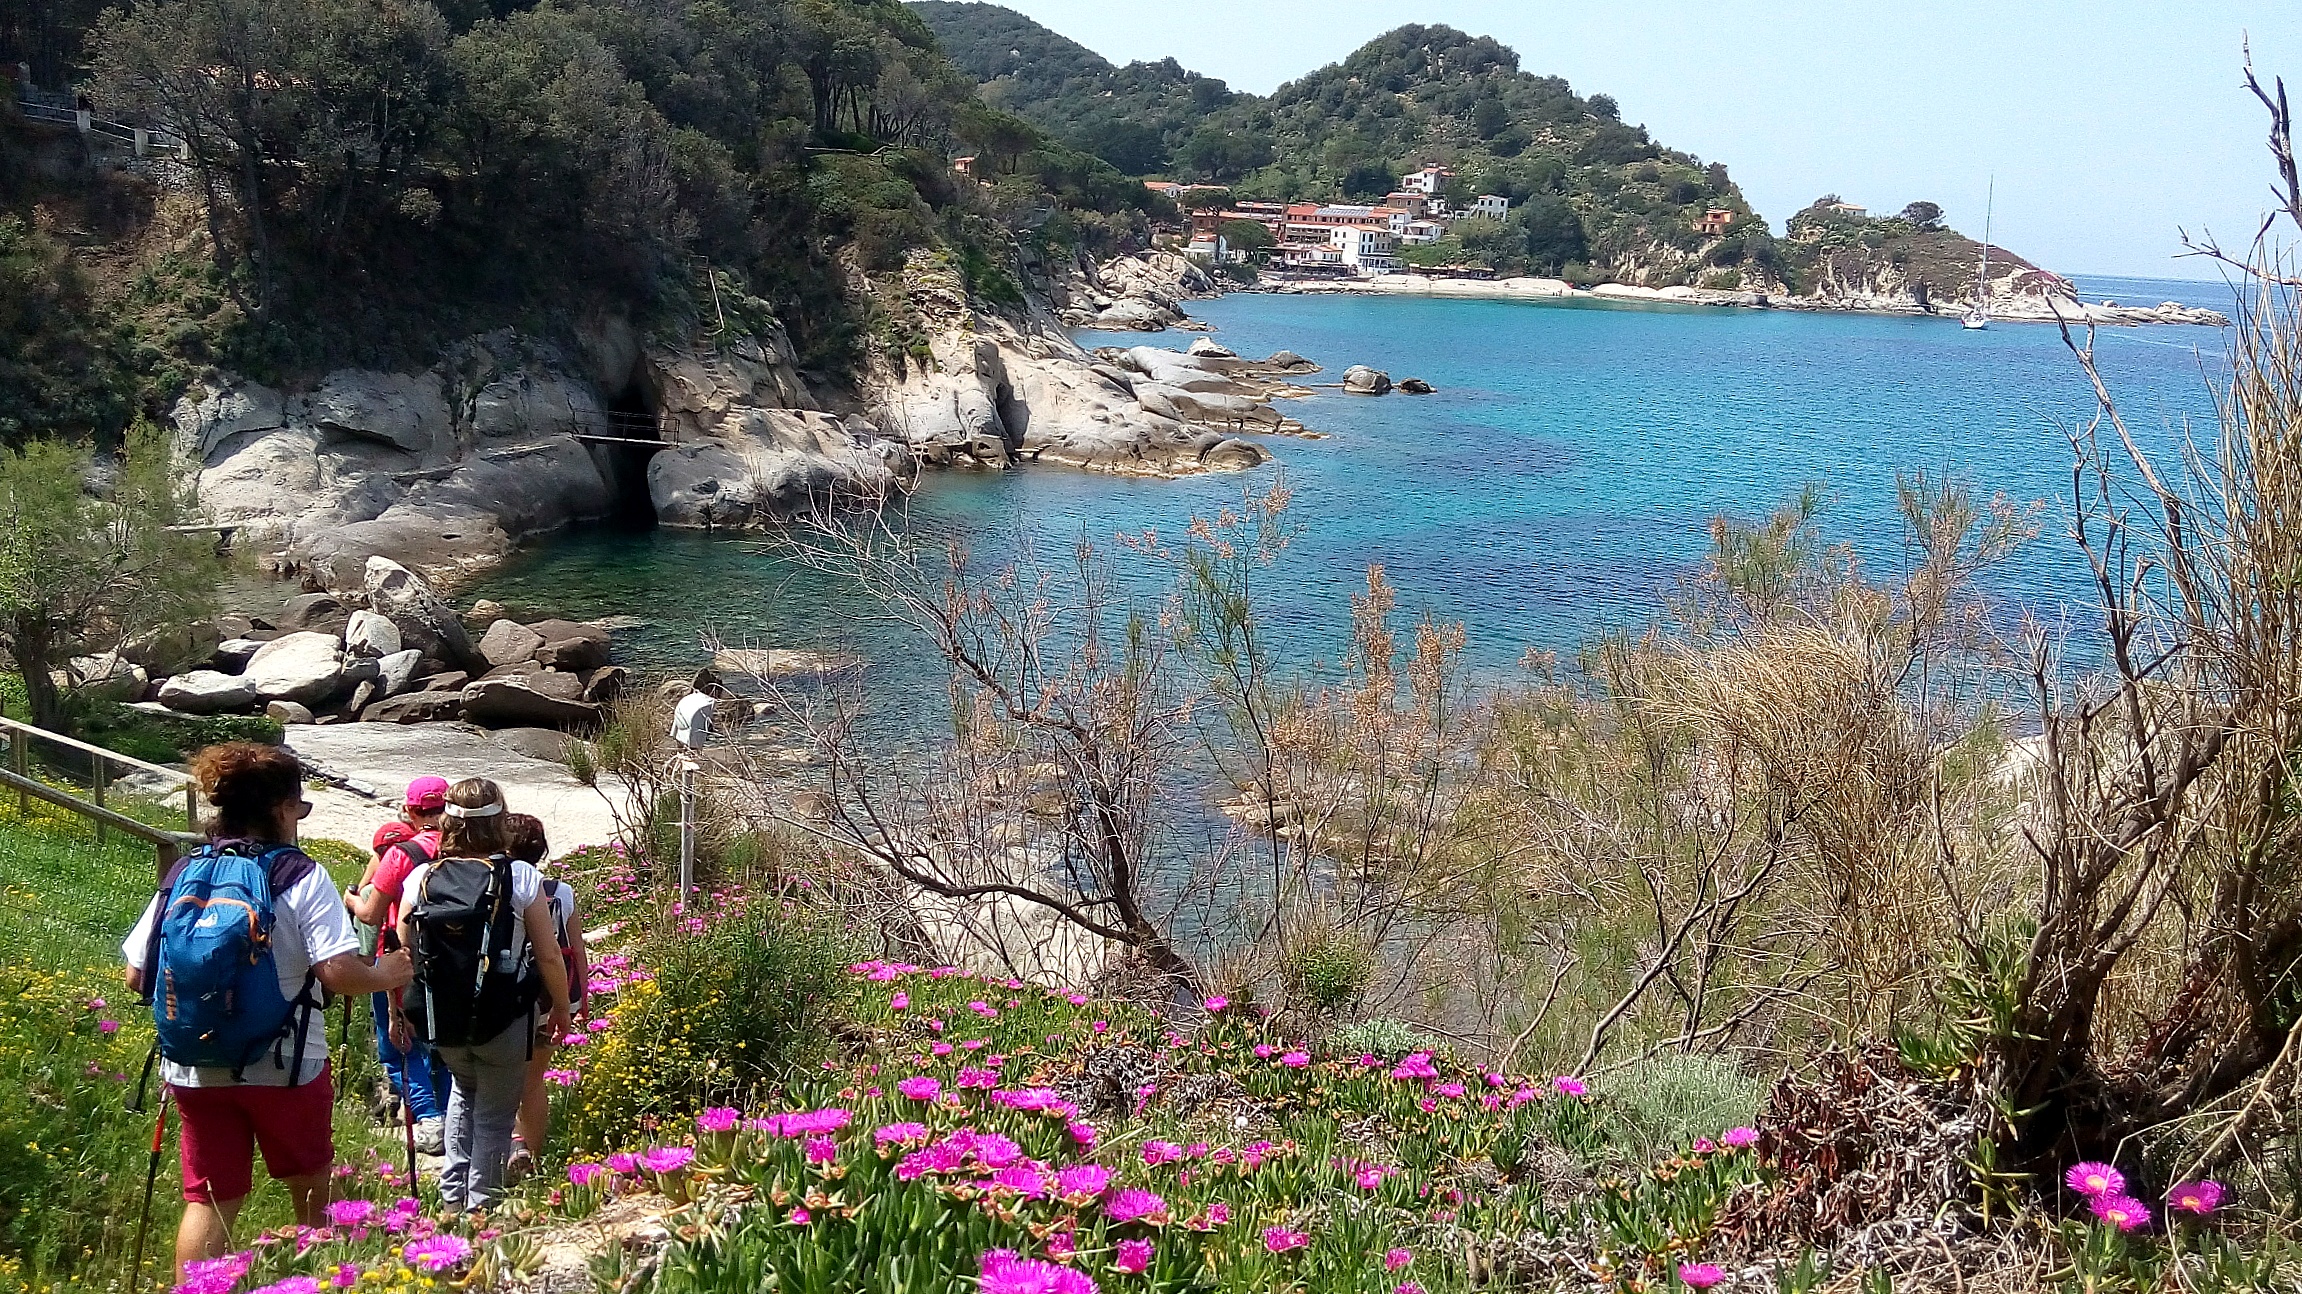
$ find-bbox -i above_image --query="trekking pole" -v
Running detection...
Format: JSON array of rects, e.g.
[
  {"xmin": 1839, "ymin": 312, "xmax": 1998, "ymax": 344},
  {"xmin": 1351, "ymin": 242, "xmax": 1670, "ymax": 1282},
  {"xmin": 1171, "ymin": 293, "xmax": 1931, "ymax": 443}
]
[
  {"xmin": 401, "ymin": 1082, "xmax": 420, "ymax": 1188},
  {"xmin": 130, "ymin": 1087, "xmax": 171, "ymax": 1292}
]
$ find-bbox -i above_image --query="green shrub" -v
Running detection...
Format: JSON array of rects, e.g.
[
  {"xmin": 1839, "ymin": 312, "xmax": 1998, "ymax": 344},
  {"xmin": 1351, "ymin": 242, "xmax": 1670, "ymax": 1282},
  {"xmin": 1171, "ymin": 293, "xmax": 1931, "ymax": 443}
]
[
  {"xmin": 66, "ymin": 700, "xmax": 283, "ymax": 765},
  {"xmin": 1329, "ymin": 1017, "xmax": 1443, "ymax": 1060},
  {"xmin": 1591, "ymin": 1051, "xmax": 1764, "ymax": 1167},
  {"xmin": 1281, "ymin": 925, "xmax": 1374, "ymax": 1012},
  {"xmin": 558, "ymin": 898, "xmax": 855, "ymax": 1152}
]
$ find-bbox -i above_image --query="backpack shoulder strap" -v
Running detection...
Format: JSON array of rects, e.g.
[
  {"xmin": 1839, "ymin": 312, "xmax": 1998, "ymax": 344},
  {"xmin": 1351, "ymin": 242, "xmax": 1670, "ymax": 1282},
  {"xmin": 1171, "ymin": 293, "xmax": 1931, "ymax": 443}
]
[{"xmin": 139, "ymin": 843, "xmax": 220, "ymax": 1005}]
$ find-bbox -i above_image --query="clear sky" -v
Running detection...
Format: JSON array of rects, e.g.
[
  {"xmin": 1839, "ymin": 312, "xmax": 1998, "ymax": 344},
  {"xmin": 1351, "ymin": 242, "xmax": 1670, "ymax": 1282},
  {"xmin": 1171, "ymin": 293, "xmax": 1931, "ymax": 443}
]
[{"xmin": 975, "ymin": 0, "xmax": 2302, "ymax": 280}]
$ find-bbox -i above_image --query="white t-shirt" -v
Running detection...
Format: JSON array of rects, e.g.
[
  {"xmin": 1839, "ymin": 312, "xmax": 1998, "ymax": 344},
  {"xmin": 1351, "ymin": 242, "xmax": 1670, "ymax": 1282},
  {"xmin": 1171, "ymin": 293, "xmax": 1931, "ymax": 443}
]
[
  {"xmin": 124, "ymin": 849, "xmax": 359, "ymax": 1088},
  {"xmin": 401, "ymin": 856, "xmax": 544, "ymax": 974}
]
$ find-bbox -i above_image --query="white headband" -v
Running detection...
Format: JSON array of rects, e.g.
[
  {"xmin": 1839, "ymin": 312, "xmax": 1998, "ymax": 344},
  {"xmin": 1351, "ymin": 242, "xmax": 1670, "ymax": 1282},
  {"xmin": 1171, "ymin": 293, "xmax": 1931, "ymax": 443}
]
[{"xmin": 443, "ymin": 801, "xmax": 503, "ymax": 819}]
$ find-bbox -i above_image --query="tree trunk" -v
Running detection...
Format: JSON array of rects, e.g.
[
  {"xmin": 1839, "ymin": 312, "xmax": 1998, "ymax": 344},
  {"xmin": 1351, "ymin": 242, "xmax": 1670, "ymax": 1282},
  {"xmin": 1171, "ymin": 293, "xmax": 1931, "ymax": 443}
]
[{"xmin": 13, "ymin": 616, "xmax": 64, "ymax": 733}]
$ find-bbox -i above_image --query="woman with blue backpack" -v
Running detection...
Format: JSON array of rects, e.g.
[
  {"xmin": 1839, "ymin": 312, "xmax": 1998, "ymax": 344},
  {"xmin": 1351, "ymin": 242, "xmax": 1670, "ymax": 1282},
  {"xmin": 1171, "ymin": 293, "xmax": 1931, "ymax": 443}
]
[
  {"xmin": 390, "ymin": 778, "xmax": 572, "ymax": 1213},
  {"xmin": 123, "ymin": 743, "xmax": 414, "ymax": 1280}
]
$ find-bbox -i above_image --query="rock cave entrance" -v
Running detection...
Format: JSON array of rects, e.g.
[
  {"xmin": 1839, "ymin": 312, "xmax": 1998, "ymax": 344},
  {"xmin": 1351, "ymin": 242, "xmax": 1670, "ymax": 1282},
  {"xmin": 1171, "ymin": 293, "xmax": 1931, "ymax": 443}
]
[{"xmin": 602, "ymin": 381, "xmax": 662, "ymax": 529}]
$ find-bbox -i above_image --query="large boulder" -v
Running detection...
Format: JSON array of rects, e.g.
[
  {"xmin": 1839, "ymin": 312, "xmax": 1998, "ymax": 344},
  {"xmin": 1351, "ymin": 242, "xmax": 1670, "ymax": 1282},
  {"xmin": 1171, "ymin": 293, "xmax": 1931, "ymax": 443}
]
[
  {"xmin": 1342, "ymin": 365, "xmax": 1392, "ymax": 395},
  {"xmin": 306, "ymin": 370, "xmax": 451, "ymax": 456},
  {"xmin": 275, "ymin": 593, "xmax": 348, "ymax": 636},
  {"xmin": 360, "ymin": 689, "xmax": 467, "ymax": 724},
  {"xmin": 647, "ymin": 410, "xmax": 903, "ymax": 529},
  {"xmin": 59, "ymin": 653, "xmax": 149, "ymax": 703},
  {"xmin": 478, "ymin": 620, "xmax": 545, "ymax": 669},
  {"xmin": 469, "ymin": 370, "xmax": 608, "ymax": 440},
  {"xmin": 376, "ymin": 649, "xmax": 425, "ymax": 698},
  {"xmin": 157, "ymin": 670, "xmax": 262, "ymax": 714},
  {"xmin": 530, "ymin": 620, "xmax": 611, "ymax": 672},
  {"xmin": 243, "ymin": 632, "xmax": 371, "ymax": 704},
  {"xmin": 1186, "ymin": 338, "xmax": 1237, "ymax": 359},
  {"xmin": 460, "ymin": 673, "xmax": 604, "ymax": 729},
  {"xmin": 711, "ymin": 647, "xmax": 867, "ymax": 681},
  {"xmin": 1092, "ymin": 297, "xmax": 1179, "ymax": 330},
  {"xmin": 343, "ymin": 610, "xmax": 402, "ymax": 659},
  {"xmin": 172, "ymin": 381, "xmax": 288, "ymax": 459},
  {"xmin": 266, "ymin": 700, "xmax": 316, "ymax": 725},
  {"xmin": 364, "ymin": 557, "xmax": 484, "ymax": 674}
]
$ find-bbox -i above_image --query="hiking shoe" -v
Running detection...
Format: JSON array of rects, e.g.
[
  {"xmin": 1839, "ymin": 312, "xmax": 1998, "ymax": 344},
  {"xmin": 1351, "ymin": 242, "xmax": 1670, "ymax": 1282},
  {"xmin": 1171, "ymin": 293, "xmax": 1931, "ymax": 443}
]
[{"xmin": 413, "ymin": 1118, "xmax": 445, "ymax": 1156}]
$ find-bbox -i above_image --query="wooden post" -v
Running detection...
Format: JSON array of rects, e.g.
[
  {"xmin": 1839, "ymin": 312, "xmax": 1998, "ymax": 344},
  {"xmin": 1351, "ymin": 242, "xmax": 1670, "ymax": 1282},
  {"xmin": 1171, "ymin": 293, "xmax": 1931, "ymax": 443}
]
[
  {"xmin": 93, "ymin": 755, "xmax": 108, "ymax": 846},
  {"xmin": 11, "ymin": 729, "xmax": 24, "ymax": 815}
]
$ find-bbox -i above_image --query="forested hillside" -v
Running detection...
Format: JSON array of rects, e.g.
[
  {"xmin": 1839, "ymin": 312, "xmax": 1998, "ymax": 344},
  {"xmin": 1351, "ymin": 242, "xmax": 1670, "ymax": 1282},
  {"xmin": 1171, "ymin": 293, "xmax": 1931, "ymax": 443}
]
[
  {"xmin": 1, "ymin": 0, "xmax": 1163, "ymax": 443},
  {"xmin": 913, "ymin": 5, "xmax": 1779, "ymax": 285},
  {"xmin": 910, "ymin": 0, "xmax": 1235, "ymax": 177}
]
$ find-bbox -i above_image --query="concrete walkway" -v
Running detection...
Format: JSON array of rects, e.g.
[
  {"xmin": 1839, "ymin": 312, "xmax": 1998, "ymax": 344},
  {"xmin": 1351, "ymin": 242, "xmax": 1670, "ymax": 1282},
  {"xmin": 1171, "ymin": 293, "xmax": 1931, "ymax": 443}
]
[{"xmin": 285, "ymin": 722, "xmax": 634, "ymax": 854}]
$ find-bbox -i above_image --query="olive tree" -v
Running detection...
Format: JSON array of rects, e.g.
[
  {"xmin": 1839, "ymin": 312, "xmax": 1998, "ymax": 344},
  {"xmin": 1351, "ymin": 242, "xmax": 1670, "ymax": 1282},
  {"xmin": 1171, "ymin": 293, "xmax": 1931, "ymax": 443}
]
[{"xmin": 0, "ymin": 426, "xmax": 223, "ymax": 731}]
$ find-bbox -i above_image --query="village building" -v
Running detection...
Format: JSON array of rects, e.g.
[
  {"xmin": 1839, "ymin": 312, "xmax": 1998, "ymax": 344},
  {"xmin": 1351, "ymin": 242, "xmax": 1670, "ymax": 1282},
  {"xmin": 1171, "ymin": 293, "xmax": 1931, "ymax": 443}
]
[
  {"xmin": 1695, "ymin": 207, "xmax": 1735, "ymax": 235},
  {"xmin": 1468, "ymin": 194, "xmax": 1509, "ymax": 219},
  {"xmin": 1402, "ymin": 165, "xmax": 1455, "ymax": 196}
]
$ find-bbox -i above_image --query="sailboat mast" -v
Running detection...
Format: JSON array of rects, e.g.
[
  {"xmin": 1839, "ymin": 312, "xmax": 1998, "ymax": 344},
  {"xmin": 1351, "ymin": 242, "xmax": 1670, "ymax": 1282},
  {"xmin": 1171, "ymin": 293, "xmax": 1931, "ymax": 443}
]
[{"xmin": 1977, "ymin": 177, "xmax": 1993, "ymax": 310}]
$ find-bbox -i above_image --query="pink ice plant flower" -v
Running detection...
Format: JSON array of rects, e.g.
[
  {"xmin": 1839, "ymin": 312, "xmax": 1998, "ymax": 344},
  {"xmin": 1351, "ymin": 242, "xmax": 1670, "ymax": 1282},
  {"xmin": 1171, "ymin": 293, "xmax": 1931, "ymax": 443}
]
[
  {"xmin": 568, "ymin": 1162, "xmax": 609, "ymax": 1186},
  {"xmin": 1723, "ymin": 1126, "xmax": 1759, "ymax": 1149},
  {"xmin": 325, "ymin": 1199, "xmax": 376, "ymax": 1229},
  {"xmin": 804, "ymin": 1136, "xmax": 838, "ymax": 1165},
  {"xmin": 1068, "ymin": 1122, "xmax": 1099, "ymax": 1148},
  {"xmin": 1055, "ymin": 1164, "xmax": 1112, "ymax": 1198},
  {"xmin": 251, "ymin": 1279, "xmax": 320, "ymax": 1294},
  {"xmin": 896, "ymin": 1075, "xmax": 942, "ymax": 1102},
  {"xmin": 1262, "ymin": 1227, "xmax": 1309, "ymax": 1253},
  {"xmin": 1552, "ymin": 1076, "xmax": 1588, "ymax": 1097},
  {"xmin": 2091, "ymin": 1195, "xmax": 2151, "ymax": 1232},
  {"xmin": 401, "ymin": 1234, "xmax": 472, "ymax": 1273},
  {"xmin": 1141, "ymin": 1139, "xmax": 1184, "ymax": 1167},
  {"xmin": 1279, "ymin": 1050, "xmax": 1309, "ymax": 1068},
  {"xmin": 639, "ymin": 1146, "xmax": 695, "ymax": 1174},
  {"xmin": 978, "ymin": 1248, "xmax": 1099, "ymax": 1294},
  {"xmin": 874, "ymin": 1121, "xmax": 930, "ymax": 1148},
  {"xmin": 2167, "ymin": 1180, "xmax": 2225, "ymax": 1216},
  {"xmin": 1114, "ymin": 1238, "xmax": 1153, "ymax": 1274},
  {"xmin": 1388, "ymin": 1052, "xmax": 1438, "ymax": 1081},
  {"xmin": 1202, "ymin": 995, "xmax": 1228, "ymax": 1012},
  {"xmin": 1677, "ymin": 1263, "xmax": 1724, "ymax": 1289},
  {"xmin": 1104, "ymin": 1188, "xmax": 1168, "ymax": 1225},
  {"xmin": 990, "ymin": 1164, "xmax": 1048, "ymax": 1198},
  {"xmin": 695, "ymin": 1107, "xmax": 739, "ymax": 1133},
  {"xmin": 1384, "ymin": 1248, "xmax": 1413, "ymax": 1270},
  {"xmin": 2065, "ymin": 1162, "xmax": 2125, "ymax": 1197}
]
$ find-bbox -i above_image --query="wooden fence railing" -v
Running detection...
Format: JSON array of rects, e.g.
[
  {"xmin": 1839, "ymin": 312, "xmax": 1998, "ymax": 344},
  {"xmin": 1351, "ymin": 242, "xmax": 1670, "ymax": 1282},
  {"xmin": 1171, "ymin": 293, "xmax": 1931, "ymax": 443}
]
[{"xmin": 0, "ymin": 717, "xmax": 202, "ymax": 879}]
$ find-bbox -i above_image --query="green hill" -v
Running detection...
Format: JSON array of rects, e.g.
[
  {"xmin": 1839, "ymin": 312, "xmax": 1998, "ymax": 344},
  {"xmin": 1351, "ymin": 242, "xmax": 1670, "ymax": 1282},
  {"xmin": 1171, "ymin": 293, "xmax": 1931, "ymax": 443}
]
[
  {"xmin": 910, "ymin": 0, "xmax": 1235, "ymax": 176},
  {"xmin": 910, "ymin": 6, "xmax": 1778, "ymax": 284}
]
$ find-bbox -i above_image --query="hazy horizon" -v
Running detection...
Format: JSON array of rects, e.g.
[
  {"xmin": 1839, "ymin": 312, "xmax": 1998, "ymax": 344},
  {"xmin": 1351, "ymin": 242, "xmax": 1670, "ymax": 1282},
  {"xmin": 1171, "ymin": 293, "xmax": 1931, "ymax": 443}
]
[{"xmin": 953, "ymin": 0, "xmax": 2302, "ymax": 282}]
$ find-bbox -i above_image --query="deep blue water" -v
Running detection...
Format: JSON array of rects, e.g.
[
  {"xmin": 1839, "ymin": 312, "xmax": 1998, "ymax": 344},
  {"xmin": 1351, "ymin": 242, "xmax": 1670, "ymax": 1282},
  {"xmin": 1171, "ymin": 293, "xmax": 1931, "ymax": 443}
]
[{"xmin": 467, "ymin": 278, "xmax": 2237, "ymax": 689}]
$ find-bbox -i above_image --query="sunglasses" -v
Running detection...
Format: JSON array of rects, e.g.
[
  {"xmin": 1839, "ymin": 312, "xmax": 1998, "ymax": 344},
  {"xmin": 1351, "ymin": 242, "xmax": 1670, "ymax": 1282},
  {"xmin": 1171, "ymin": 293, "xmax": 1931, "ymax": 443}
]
[{"xmin": 298, "ymin": 801, "xmax": 314, "ymax": 819}]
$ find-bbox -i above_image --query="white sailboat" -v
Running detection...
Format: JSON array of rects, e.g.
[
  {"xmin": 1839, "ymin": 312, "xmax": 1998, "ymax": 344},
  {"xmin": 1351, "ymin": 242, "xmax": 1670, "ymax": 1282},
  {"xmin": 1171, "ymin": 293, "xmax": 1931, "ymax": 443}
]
[{"xmin": 1963, "ymin": 179, "xmax": 1994, "ymax": 330}]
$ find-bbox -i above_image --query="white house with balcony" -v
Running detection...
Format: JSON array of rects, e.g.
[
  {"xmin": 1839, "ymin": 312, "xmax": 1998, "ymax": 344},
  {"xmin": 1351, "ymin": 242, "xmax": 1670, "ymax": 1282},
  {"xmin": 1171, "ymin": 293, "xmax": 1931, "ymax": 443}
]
[
  {"xmin": 1332, "ymin": 225, "xmax": 1399, "ymax": 271},
  {"xmin": 1468, "ymin": 194, "xmax": 1509, "ymax": 219}
]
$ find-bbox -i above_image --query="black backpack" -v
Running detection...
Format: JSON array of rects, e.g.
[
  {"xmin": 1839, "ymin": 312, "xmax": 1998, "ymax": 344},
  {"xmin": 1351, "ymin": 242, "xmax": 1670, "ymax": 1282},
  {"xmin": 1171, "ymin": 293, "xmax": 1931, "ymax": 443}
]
[{"xmin": 405, "ymin": 853, "xmax": 540, "ymax": 1048}]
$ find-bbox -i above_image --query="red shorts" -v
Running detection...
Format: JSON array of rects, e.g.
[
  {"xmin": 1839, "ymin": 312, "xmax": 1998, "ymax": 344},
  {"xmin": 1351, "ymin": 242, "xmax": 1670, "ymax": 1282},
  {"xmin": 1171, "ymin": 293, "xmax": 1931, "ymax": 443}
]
[{"xmin": 170, "ymin": 1067, "xmax": 335, "ymax": 1203}]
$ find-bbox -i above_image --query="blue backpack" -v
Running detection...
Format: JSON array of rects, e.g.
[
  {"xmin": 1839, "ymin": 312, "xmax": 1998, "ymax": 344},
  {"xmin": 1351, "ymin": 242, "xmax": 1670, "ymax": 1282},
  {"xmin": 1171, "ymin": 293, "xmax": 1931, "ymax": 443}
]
[{"xmin": 141, "ymin": 842, "xmax": 324, "ymax": 1080}]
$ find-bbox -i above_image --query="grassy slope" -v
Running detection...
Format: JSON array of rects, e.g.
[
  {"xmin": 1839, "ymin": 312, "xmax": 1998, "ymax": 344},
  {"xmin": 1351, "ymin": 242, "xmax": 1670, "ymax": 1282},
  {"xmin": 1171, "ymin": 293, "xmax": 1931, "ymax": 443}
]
[{"xmin": 0, "ymin": 796, "xmax": 383, "ymax": 1291}]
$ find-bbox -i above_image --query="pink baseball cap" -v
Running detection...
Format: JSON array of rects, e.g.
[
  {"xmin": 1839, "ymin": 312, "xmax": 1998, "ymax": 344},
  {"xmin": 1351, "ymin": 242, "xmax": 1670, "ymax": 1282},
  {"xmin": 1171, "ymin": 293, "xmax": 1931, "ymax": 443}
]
[{"xmin": 405, "ymin": 776, "xmax": 450, "ymax": 812}]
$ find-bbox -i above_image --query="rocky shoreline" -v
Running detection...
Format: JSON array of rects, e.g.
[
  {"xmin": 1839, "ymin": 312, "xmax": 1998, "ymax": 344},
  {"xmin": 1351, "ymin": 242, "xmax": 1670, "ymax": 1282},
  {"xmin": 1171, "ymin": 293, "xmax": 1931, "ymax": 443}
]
[
  {"xmin": 1054, "ymin": 249, "xmax": 2230, "ymax": 330},
  {"xmin": 1248, "ymin": 271, "xmax": 2233, "ymax": 327}
]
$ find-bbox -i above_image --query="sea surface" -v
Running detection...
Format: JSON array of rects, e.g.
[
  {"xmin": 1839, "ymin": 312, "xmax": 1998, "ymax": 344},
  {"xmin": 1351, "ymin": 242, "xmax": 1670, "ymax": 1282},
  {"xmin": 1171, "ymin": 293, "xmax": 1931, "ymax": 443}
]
[{"xmin": 466, "ymin": 276, "xmax": 2240, "ymax": 696}]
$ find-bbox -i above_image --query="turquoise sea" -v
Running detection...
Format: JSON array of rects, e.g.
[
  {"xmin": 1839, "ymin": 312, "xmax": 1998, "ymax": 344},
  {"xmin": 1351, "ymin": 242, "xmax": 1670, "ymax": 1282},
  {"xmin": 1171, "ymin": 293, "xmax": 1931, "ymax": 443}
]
[{"xmin": 467, "ymin": 275, "xmax": 2239, "ymax": 690}]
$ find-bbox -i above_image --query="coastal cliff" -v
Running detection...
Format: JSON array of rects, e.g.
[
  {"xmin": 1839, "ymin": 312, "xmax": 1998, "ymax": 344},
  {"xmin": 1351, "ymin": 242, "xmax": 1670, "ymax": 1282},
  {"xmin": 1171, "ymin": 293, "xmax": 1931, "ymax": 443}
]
[{"xmin": 180, "ymin": 255, "xmax": 1306, "ymax": 588}]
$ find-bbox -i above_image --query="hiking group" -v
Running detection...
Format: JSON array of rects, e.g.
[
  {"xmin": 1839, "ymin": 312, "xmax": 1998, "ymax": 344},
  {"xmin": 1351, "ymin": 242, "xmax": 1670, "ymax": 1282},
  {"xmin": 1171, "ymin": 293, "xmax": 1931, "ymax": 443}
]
[{"xmin": 124, "ymin": 743, "xmax": 590, "ymax": 1280}]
